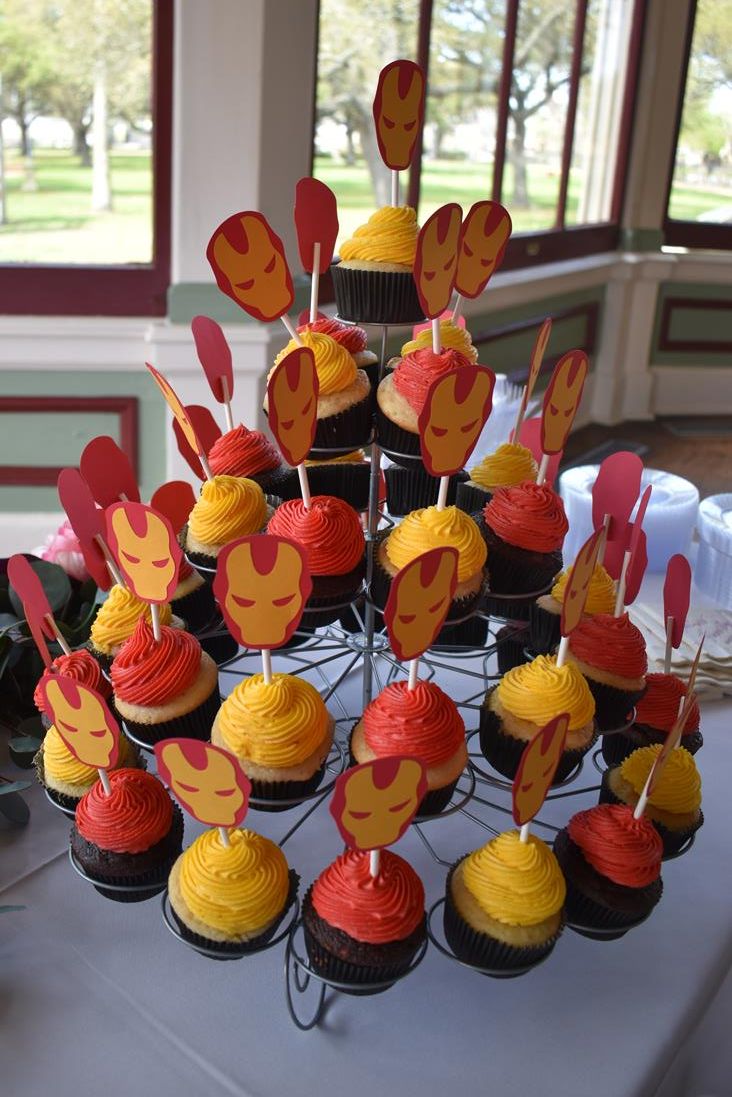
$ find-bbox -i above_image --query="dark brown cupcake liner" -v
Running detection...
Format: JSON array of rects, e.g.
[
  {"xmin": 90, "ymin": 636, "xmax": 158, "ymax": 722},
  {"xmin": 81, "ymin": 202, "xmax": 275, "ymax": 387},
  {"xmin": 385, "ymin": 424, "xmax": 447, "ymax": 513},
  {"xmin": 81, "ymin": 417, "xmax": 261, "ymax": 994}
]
[
  {"xmin": 598, "ymin": 771, "xmax": 704, "ymax": 856},
  {"xmin": 71, "ymin": 806, "xmax": 184, "ymax": 903},
  {"xmin": 250, "ymin": 465, "xmax": 301, "ymax": 501},
  {"xmin": 583, "ymin": 678, "xmax": 647, "ymax": 733},
  {"xmin": 374, "ymin": 403, "xmax": 423, "ymax": 468},
  {"xmin": 600, "ymin": 729, "xmax": 639, "ymax": 767},
  {"xmin": 86, "ymin": 643, "xmax": 114, "ymax": 674},
  {"xmin": 309, "ymin": 391, "xmax": 373, "ymax": 456},
  {"xmin": 432, "ymin": 613, "xmax": 489, "ymax": 650},
  {"xmin": 633, "ymin": 723, "xmax": 703, "ymax": 756},
  {"xmin": 306, "ymin": 461, "xmax": 372, "ymax": 511},
  {"xmin": 172, "ymin": 580, "xmax": 217, "ymax": 634},
  {"xmin": 443, "ymin": 860, "xmax": 561, "ymax": 972},
  {"xmin": 495, "ymin": 624, "xmax": 531, "ymax": 675},
  {"xmin": 120, "ymin": 683, "xmax": 220, "ymax": 749},
  {"xmin": 384, "ymin": 465, "xmax": 468, "ymax": 515},
  {"xmin": 528, "ymin": 601, "xmax": 561, "ymax": 655},
  {"xmin": 247, "ymin": 763, "xmax": 327, "ymax": 813},
  {"xmin": 455, "ymin": 481, "xmax": 492, "ymax": 515},
  {"xmin": 359, "ymin": 359, "xmax": 381, "ymax": 391},
  {"xmin": 331, "ymin": 263, "xmax": 424, "ymax": 326},
  {"xmin": 480, "ymin": 520, "xmax": 563, "ymax": 598}
]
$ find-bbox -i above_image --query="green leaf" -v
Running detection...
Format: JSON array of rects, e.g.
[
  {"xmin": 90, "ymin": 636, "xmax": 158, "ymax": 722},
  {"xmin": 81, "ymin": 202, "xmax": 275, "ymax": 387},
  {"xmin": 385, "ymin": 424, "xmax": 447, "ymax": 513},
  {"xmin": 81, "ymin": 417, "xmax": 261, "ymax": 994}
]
[
  {"xmin": 8, "ymin": 558, "xmax": 72, "ymax": 620},
  {"xmin": 0, "ymin": 906, "xmax": 26, "ymax": 913},
  {"xmin": 0, "ymin": 780, "xmax": 33, "ymax": 795}
]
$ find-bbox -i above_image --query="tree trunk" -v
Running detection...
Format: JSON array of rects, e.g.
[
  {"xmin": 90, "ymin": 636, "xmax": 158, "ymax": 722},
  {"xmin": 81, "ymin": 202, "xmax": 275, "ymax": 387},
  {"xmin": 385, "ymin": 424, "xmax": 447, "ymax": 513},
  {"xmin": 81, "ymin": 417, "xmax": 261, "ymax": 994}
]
[
  {"xmin": 344, "ymin": 123, "xmax": 356, "ymax": 166},
  {"xmin": 74, "ymin": 121, "xmax": 91, "ymax": 167},
  {"xmin": 509, "ymin": 110, "xmax": 529, "ymax": 208},
  {"xmin": 18, "ymin": 116, "xmax": 30, "ymax": 158},
  {"xmin": 358, "ymin": 121, "xmax": 390, "ymax": 207},
  {"xmin": 91, "ymin": 59, "xmax": 112, "ymax": 211},
  {"xmin": 18, "ymin": 118, "xmax": 37, "ymax": 193},
  {"xmin": 433, "ymin": 124, "xmax": 446, "ymax": 160}
]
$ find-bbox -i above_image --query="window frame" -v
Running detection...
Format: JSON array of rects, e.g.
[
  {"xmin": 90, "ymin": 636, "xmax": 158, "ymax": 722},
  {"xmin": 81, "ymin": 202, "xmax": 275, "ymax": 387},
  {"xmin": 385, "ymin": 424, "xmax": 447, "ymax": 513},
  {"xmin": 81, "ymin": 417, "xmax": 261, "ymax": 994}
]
[{"xmin": 0, "ymin": 0, "xmax": 173, "ymax": 317}]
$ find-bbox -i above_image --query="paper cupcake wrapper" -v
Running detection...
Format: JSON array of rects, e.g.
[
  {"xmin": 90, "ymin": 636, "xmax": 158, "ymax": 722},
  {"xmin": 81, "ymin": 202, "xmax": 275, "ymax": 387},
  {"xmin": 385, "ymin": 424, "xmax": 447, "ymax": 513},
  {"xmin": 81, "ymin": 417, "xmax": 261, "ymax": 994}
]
[
  {"xmin": 247, "ymin": 764, "xmax": 327, "ymax": 814},
  {"xmin": 633, "ymin": 723, "xmax": 703, "ymax": 756},
  {"xmin": 598, "ymin": 772, "xmax": 704, "ymax": 857},
  {"xmin": 481, "ymin": 521, "xmax": 563, "ymax": 598},
  {"xmin": 172, "ymin": 581, "xmax": 217, "ymax": 634},
  {"xmin": 359, "ymin": 360, "xmax": 381, "ymax": 391},
  {"xmin": 600, "ymin": 730, "xmax": 638, "ymax": 767},
  {"xmin": 384, "ymin": 465, "xmax": 468, "ymax": 516},
  {"xmin": 374, "ymin": 404, "xmax": 423, "ymax": 468},
  {"xmin": 528, "ymin": 601, "xmax": 561, "ymax": 655},
  {"xmin": 495, "ymin": 624, "xmax": 531, "ymax": 675},
  {"xmin": 432, "ymin": 613, "xmax": 489, "ymax": 650},
  {"xmin": 310, "ymin": 392, "xmax": 373, "ymax": 456},
  {"xmin": 443, "ymin": 860, "xmax": 561, "ymax": 972},
  {"xmin": 455, "ymin": 481, "xmax": 492, "ymax": 515},
  {"xmin": 584, "ymin": 678, "xmax": 647, "ymax": 733},
  {"xmin": 75, "ymin": 806, "xmax": 184, "ymax": 904},
  {"xmin": 306, "ymin": 461, "xmax": 371, "ymax": 511},
  {"xmin": 331, "ymin": 263, "xmax": 424, "ymax": 326},
  {"xmin": 121, "ymin": 683, "xmax": 220, "ymax": 748},
  {"xmin": 250, "ymin": 465, "xmax": 301, "ymax": 502},
  {"xmin": 86, "ymin": 643, "xmax": 114, "ymax": 674}
]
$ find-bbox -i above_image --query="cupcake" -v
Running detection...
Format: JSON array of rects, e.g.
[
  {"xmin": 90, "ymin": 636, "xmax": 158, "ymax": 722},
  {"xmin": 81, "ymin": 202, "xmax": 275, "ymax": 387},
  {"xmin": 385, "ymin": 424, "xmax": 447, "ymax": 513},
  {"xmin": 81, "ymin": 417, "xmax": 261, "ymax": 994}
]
[
  {"xmin": 376, "ymin": 347, "xmax": 473, "ymax": 466},
  {"xmin": 88, "ymin": 585, "xmax": 179, "ymax": 670},
  {"xmin": 35, "ymin": 723, "xmax": 143, "ymax": 816},
  {"xmin": 70, "ymin": 768, "xmax": 184, "ymax": 902},
  {"xmin": 208, "ymin": 423, "xmax": 298, "ymax": 500},
  {"xmin": 384, "ymin": 463, "xmax": 468, "ymax": 516},
  {"xmin": 183, "ymin": 475, "xmax": 274, "ymax": 578},
  {"xmin": 443, "ymin": 831, "xmax": 565, "ymax": 973},
  {"xmin": 271, "ymin": 330, "xmax": 371, "ymax": 453},
  {"xmin": 168, "ymin": 827, "xmax": 298, "ymax": 955},
  {"xmin": 331, "ymin": 205, "xmax": 422, "ymax": 325},
  {"xmin": 169, "ymin": 560, "xmax": 217, "ymax": 633},
  {"xmin": 34, "ymin": 649, "xmax": 113, "ymax": 729},
  {"xmin": 480, "ymin": 481, "xmax": 568, "ymax": 618},
  {"xmin": 600, "ymin": 744, "xmax": 703, "ymax": 856},
  {"xmin": 529, "ymin": 561, "xmax": 616, "ymax": 655},
  {"xmin": 623, "ymin": 673, "xmax": 703, "ymax": 761},
  {"xmin": 553, "ymin": 803, "xmax": 663, "ymax": 937},
  {"xmin": 495, "ymin": 623, "xmax": 531, "ymax": 675},
  {"xmin": 211, "ymin": 672, "xmax": 334, "ymax": 809},
  {"xmin": 400, "ymin": 318, "xmax": 478, "ymax": 363},
  {"xmin": 480, "ymin": 655, "xmax": 597, "ymax": 783},
  {"xmin": 567, "ymin": 613, "xmax": 648, "ymax": 733},
  {"xmin": 267, "ymin": 496, "xmax": 366, "ymax": 626},
  {"xmin": 111, "ymin": 620, "xmax": 220, "ymax": 748},
  {"xmin": 302, "ymin": 848, "xmax": 426, "ymax": 987},
  {"xmin": 372, "ymin": 505, "xmax": 487, "ymax": 621},
  {"xmin": 456, "ymin": 442, "xmax": 538, "ymax": 515},
  {"xmin": 350, "ymin": 681, "xmax": 468, "ymax": 816},
  {"xmin": 305, "ymin": 449, "xmax": 372, "ymax": 512},
  {"xmin": 298, "ymin": 316, "xmax": 379, "ymax": 386}
]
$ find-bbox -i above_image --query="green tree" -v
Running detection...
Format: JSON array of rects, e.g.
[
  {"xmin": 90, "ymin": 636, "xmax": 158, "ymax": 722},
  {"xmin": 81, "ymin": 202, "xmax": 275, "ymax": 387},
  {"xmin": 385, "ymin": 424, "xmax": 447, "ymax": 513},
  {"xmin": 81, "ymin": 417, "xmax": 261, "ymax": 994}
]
[{"xmin": 0, "ymin": 0, "xmax": 55, "ymax": 188}]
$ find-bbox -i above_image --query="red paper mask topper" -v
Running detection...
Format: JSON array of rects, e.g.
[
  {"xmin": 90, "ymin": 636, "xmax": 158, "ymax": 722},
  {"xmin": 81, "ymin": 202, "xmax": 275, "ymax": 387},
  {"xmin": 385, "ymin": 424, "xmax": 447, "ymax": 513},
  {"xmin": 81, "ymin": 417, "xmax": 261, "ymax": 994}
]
[
  {"xmin": 664, "ymin": 554, "xmax": 692, "ymax": 649},
  {"xmin": 646, "ymin": 636, "xmax": 703, "ymax": 798},
  {"xmin": 330, "ymin": 757, "xmax": 428, "ymax": 851},
  {"xmin": 191, "ymin": 315, "xmax": 234, "ymax": 406},
  {"xmin": 57, "ymin": 467, "xmax": 112, "ymax": 591},
  {"xmin": 384, "ymin": 547, "xmax": 459, "ymax": 662},
  {"xmin": 513, "ymin": 417, "xmax": 562, "ymax": 486},
  {"xmin": 146, "ymin": 362, "xmax": 210, "ymax": 475},
  {"xmin": 267, "ymin": 346, "xmax": 319, "ymax": 467},
  {"xmin": 7, "ymin": 554, "xmax": 56, "ymax": 667},
  {"xmin": 207, "ymin": 211, "xmax": 294, "ymax": 323},
  {"xmin": 418, "ymin": 366, "xmax": 495, "ymax": 477},
  {"xmin": 560, "ymin": 529, "xmax": 603, "ymax": 637},
  {"xmin": 372, "ymin": 60, "xmax": 426, "ymax": 171},
  {"xmin": 512, "ymin": 713, "xmax": 569, "ymax": 826},
  {"xmin": 150, "ymin": 481, "xmax": 197, "ymax": 537},
  {"xmin": 39, "ymin": 677, "xmax": 120, "ymax": 770},
  {"xmin": 80, "ymin": 436, "xmax": 140, "ymax": 509},
  {"xmin": 540, "ymin": 350, "xmax": 588, "ymax": 455},
  {"xmin": 155, "ymin": 739, "xmax": 251, "ymax": 829},
  {"xmin": 455, "ymin": 201, "xmax": 512, "ymax": 299},
  {"xmin": 294, "ymin": 178, "xmax": 339, "ymax": 274},
  {"xmin": 624, "ymin": 526, "xmax": 648, "ymax": 606},
  {"xmin": 591, "ymin": 452, "xmax": 643, "ymax": 544},
  {"xmin": 173, "ymin": 405, "xmax": 222, "ymax": 481},
  {"xmin": 213, "ymin": 535, "xmax": 312, "ymax": 650},
  {"xmin": 106, "ymin": 502, "xmax": 182, "ymax": 604},
  {"xmin": 414, "ymin": 203, "xmax": 462, "ymax": 319}
]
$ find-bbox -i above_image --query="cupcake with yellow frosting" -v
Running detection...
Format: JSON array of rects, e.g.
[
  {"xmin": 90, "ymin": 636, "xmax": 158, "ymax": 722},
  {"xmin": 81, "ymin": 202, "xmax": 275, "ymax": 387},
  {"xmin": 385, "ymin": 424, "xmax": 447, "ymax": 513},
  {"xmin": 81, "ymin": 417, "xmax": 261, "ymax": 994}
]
[
  {"xmin": 331, "ymin": 205, "xmax": 422, "ymax": 324},
  {"xmin": 270, "ymin": 330, "xmax": 372, "ymax": 454},
  {"xmin": 298, "ymin": 316, "xmax": 379, "ymax": 386},
  {"xmin": 35, "ymin": 723, "xmax": 144, "ymax": 816},
  {"xmin": 168, "ymin": 827, "xmax": 298, "ymax": 956},
  {"xmin": 444, "ymin": 831, "xmax": 565, "ymax": 972},
  {"xmin": 480, "ymin": 654, "xmax": 597, "ymax": 783},
  {"xmin": 456, "ymin": 442, "xmax": 539, "ymax": 515},
  {"xmin": 400, "ymin": 318, "xmax": 479, "ymax": 364},
  {"xmin": 212, "ymin": 672, "xmax": 335, "ymax": 810},
  {"xmin": 529, "ymin": 560, "xmax": 616, "ymax": 656},
  {"xmin": 182, "ymin": 475, "xmax": 274, "ymax": 579},
  {"xmin": 88, "ymin": 584, "xmax": 181, "ymax": 669},
  {"xmin": 600, "ymin": 744, "xmax": 703, "ymax": 856}
]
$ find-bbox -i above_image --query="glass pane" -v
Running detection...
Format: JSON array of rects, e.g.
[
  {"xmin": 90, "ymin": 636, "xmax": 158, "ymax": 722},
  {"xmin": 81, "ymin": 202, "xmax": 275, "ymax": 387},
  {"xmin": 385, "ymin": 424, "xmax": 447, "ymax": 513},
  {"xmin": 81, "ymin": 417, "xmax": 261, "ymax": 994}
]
[
  {"xmin": 313, "ymin": 0, "xmax": 420, "ymax": 249},
  {"xmin": 668, "ymin": 0, "xmax": 732, "ymax": 224},
  {"xmin": 0, "ymin": 0, "xmax": 153, "ymax": 265},
  {"xmin": 417, "ymin": 0, "xmax": 504, "ymax": 227},
  {"xmin": 566, "ymin": 0, "xmax": 635, "ymax": 226}
]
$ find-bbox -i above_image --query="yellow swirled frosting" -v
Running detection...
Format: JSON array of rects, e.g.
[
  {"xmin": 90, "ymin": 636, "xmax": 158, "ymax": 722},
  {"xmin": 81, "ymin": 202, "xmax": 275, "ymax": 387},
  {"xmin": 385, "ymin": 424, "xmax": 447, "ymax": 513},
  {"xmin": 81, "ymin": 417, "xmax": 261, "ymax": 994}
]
[
  {"xmin": 90, "ymin": 585, "xmax": 172, "ymax": 655},
  {"xmin": 273, "ymin": 330, "xmax": 357, "ymax": 396},
  {"xmin": 401, "ymin": 321, "xmax": 478, "ymax": 363},
  {"xmin": 178, "ymin": 828, "xmax": 290, "ymax": 936},
  {"xmin": 497, "ymin": 654, "xmax": 595, "ymax": 731},
  {"xmin": 188, "ymin": 475, "xmax": 268, "ymax": 548},
  {"xmin": 42, "ymin": 724, "xmax": 136, "ymax": 787},
  {"xmin": 217, "ymin": 672, "xmax": 329, "ymax": 767},
  {"xmin": 385, "ymin": 505, "xmax": 487, "ymax": 583},
  {"xmin": 620, "ymin": 745, "xmax": 701, "ymax": 814},
  {"xmin": 306, "ymin": 450, "xmax": 366, "ymax": 467},
  {"xmin": 469, "ymin": 443, "xmax": 538, "ymax": 490},
  {"xmin": 339, "ymin": 206, "xmax": 419, "ymax": 268},
  {"xmin": 463, "ymin": 831, "xmax": 566, "ymax": 926},
  {"xmin": 551, "ymin": 562, "xmax": 616, "ymax": 614}
]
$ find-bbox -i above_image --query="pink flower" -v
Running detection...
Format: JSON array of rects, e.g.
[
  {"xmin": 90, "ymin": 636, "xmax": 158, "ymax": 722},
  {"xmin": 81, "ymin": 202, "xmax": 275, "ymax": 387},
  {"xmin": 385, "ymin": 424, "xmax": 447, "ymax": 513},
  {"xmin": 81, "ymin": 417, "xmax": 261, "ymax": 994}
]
[{"xmin": 36, "ymin": 520, "xmax": 90, "ymax": 582}]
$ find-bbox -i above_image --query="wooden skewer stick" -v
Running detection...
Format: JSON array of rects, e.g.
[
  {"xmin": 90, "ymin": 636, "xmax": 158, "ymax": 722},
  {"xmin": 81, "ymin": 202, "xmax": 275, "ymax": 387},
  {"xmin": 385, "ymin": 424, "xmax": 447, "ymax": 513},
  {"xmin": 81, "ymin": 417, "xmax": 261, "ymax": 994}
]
[
  {"xmin": 309, "ymin": 242, "xmax": 321, "ymax": 324},
  {"xmin": 221, "ymin": 375, "xmax": 235, "ymax": 433}
]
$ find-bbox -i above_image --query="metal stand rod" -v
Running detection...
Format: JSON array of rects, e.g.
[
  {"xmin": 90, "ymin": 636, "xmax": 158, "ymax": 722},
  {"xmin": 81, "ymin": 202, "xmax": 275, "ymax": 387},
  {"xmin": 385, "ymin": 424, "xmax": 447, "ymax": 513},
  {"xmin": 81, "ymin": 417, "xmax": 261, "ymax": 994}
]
[{"xmin": 361, "ymin": 323, "xmax": 389, "ymax": 710}]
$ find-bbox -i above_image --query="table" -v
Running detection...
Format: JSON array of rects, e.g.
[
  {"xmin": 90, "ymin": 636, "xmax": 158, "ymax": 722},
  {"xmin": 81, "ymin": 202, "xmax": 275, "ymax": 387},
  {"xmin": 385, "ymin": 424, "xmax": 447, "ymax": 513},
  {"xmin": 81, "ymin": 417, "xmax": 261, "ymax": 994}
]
[{"xmin": 2, "ymin": 635, "xmax": 731, "ymax": 1097}]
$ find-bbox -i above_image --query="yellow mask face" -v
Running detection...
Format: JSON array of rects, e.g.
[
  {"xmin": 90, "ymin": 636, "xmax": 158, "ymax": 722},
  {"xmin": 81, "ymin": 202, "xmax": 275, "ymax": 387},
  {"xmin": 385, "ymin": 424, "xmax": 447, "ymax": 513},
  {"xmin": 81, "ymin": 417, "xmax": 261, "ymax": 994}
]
[
  {"xmin": 384, "ymin": 547, "xmax": 458, "ymax": 662},
  {"xmin": 414, "ymin": 204, "xmax": 462, "ymax": 319},
  {"xmin": 107, "ymin": 503, "xmax": 180, "ymax": 603},
  {"xmin": 419, "ymin": 365, "xmax": 495, "ymax": 477},
  {"xmin": 155, "ymin": 739, "xmax": 250, "ymax": 827},
  {"xmin": 512, "ymin": 714, "xmax": 569, "ymax": 825},
  {"xmin": 373, "ymin": 61, "xmax": 425, "ymax": 170},
  {"xmin": 541, "ymin": 351, "xmax": 588, "ymax": 455},
  {"xmin": 455, "ymin": 201, "xmax": 512, "ymax": 298},
  {"xmin": 331, "ymin": 757, "xmax": 427, "ymax": 849},
  {"xmin": 267, "ymin": 347, "xmax": 319, "ymax": 466},
  {"xmin": 41, "ymin": 677, "xmax": 120, "ymax": 769},
  {"xmin": 215, "ymin": 535, "xmax": 311, "ymax": 649},
  {"xmin": 208, "ymin": 212, "xmax": 294, "ymax": 322}
]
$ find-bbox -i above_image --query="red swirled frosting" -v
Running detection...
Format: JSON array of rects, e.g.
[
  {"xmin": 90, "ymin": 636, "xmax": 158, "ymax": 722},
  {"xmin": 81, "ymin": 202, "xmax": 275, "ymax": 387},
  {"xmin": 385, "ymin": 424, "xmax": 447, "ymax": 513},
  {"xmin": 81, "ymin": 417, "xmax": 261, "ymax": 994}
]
[
  {"xmin": 298, "ymin": 317, "xmax": 369, "ymax": 355},
  {"xmin": 483, "ymin": 481, "xmax": 568, "ymax": 552},
  {"xmin": 634, "ymin": 673, "xmax": 700, "ymax": 735},
  {"xmin": 267, "ymin": 496, "xmax": 364, "ymax": 576},
  {"xmin": 393, "ymin": 347, "xmax": 473, "ymax": 414},
  {"xmin": 208, "ymin": 425, "xmax": 280, "ymax": 478},
  {"xmin": 75, "ymin": 768, "xmax": 173, "ymax": 854},
  {"xmin": 569, "ymin": 613, "xmax": 648, "ymax": 679},
  {"xmin": 34, "ymin": 650, "xmax": 111, "ymax": 716},
  {"xmin": 311, "ymin": 849, "xmax": 425, "ymax": 944},
  {"xmin": 110, "ymin": 619, "xmax": 201, "ymax": 707},
  {"xmin": 363, "ymin": 681, "xmax": 465, "ymax": 766},
  {"xmin": 567, "ymin": 803, "xmax": 663, "ymax": 888}
]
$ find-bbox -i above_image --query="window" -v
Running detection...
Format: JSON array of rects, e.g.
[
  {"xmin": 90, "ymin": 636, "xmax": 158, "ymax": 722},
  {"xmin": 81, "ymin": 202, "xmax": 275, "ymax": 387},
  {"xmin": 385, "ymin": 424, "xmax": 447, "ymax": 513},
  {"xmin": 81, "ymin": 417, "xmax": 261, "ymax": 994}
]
[
  {"xmin": 314, "ymin": 0, "xmax": 644, "ymax": 271},
  {"xmin": 665, "ymin": 0, "xmax": 732, "ymax": 250},
  {"xmin": 0, "ymin": 0, "xmax": 172, "ymax": 315}
]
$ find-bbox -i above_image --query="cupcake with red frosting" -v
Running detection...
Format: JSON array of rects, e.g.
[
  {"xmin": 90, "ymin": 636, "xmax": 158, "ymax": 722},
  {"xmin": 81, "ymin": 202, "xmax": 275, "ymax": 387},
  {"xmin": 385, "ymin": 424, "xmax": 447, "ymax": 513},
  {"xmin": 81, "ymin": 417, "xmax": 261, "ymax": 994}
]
[
  {"xmin": 70, "ymin": 768, "xmax": 183, "ymax": 902},
  {"xmin": 111, "ymin": 620, "xmax": 219, "ymax": 747},
  {"xmin": 603, "ymin": 673, "xmax": 702, "ymax": 766},
  {"xmin": 208, "ymin": 424, "xmax": 298, "ymax": 501},
  {"xmin": 553, "ymin": 803, "xmax": 663, "ymax": 937},
  {"xmin": 302, "ymin": 848, "xmax": 426, "ymax": 986},
  {"xmin": 34, "ymin": 722, "xmax": 144, "ymax": 817},
  {"xmin": 567, "ymin": 612, "xmax": 648, "ymax": 733},
  {"xmin": 267, "ymin": 496, "xmax": 366, "ymax": 627},
  {"xmin": 34, "ymin": 649, "xmax": 113, "ymax": 729},
  {"xmin": 350, "ymin": 681, "xmax": 468, "ymax": 816},
  {"xmin": 529, "ymin": 561, "xmax": 616, "ymax": 655}
]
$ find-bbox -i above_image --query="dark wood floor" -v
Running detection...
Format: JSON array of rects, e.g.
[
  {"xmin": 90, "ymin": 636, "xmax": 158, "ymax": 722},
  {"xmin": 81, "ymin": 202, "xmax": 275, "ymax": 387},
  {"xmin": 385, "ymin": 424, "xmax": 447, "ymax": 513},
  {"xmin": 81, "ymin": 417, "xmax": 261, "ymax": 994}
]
[{"xmin": 562, "ymin": 418, "xmax": 732, "ymax": 499}]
